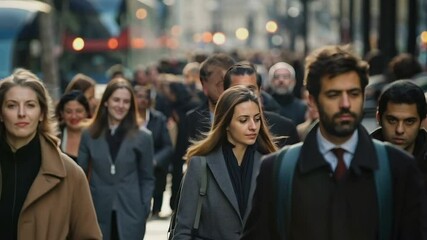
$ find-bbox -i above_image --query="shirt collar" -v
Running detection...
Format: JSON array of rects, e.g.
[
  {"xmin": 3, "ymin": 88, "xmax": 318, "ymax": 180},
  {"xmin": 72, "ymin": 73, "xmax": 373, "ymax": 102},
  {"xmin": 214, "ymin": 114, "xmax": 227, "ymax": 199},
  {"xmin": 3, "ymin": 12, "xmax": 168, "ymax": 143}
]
[{"xmin": 317, "ymin": 127, "xmax": 359, "ymax": 155}]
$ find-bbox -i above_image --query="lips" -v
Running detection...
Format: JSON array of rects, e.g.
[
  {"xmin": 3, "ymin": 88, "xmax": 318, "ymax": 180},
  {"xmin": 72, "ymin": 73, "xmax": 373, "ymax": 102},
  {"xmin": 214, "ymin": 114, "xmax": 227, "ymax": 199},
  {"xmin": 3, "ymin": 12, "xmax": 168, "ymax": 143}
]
[
  {"xmin": 392, "ymin": 138, "xmax": 405, "ymax": 145},
  {"xmin": 15, "ymin": 122, "xmax": 29, "ymax": 127},
  {"xmin": 246, "ymin": 133, "xmax": 258, "ymax": 139}
]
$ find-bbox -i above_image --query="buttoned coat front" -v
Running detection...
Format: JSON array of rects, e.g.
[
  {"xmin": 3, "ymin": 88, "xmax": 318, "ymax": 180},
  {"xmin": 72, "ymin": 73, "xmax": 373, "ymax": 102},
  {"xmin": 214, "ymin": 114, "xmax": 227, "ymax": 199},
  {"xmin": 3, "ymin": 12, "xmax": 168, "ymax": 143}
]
[
  {"xmin": 17, "ymin": 135, "xmax": 102, "ymax": 240},
  {"xmin": 77, "ymin": 128, "xmax": 154, "ymax": 240},
  {"xmin": 172, "ymin": 147, "xmax": 262, "ymax": 240}
]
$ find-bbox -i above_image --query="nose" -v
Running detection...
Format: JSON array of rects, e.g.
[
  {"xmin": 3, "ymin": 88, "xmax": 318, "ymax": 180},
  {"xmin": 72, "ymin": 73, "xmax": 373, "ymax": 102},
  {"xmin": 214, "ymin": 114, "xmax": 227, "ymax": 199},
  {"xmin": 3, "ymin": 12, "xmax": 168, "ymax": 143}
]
[
  {"xmin": 248, "ymin": 119, "xmax": 257, "ymax": 131},
  {"xmin": 395, "ymin": 121, "xmax": 404, "ymax": 135},
  {"xmin": 340, "ymin": 93, "xmax": 351, "ymax": 109},
  {"xmin": 18, "ymin": 105, "xmax": 25, "ymax": 118}
]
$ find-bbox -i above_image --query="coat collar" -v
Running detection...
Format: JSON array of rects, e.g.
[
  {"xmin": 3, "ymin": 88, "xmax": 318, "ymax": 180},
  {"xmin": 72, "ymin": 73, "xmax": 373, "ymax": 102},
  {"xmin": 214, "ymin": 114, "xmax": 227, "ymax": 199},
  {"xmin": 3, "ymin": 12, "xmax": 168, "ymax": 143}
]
[
  {"xmin": 298, "ymin": 123, "xmax": 378, "ymax": 175},
  {"xmin": 206, "ymin": 146, "xmax": 261, "ymax": 223}
]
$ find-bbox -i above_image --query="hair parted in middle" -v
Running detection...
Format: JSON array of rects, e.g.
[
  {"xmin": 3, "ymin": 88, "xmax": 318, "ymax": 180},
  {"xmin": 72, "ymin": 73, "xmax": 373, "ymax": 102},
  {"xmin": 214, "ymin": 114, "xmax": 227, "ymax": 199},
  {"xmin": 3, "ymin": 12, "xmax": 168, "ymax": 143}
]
[
  {"xmin": 88, "ymin": 77, "xmax": 139, "ymax": 138},
  {"xmin": 185, "ymin": 85, "xmax": 277, "ymax": 161}
]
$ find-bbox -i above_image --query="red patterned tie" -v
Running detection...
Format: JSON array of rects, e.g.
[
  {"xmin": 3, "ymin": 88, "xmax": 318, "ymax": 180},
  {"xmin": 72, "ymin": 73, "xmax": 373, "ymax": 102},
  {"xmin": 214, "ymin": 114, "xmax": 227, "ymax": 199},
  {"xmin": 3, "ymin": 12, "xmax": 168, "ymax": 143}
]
[{"xmin": 332, "ymin": 148, "xmax": 347, "ymax": 180}]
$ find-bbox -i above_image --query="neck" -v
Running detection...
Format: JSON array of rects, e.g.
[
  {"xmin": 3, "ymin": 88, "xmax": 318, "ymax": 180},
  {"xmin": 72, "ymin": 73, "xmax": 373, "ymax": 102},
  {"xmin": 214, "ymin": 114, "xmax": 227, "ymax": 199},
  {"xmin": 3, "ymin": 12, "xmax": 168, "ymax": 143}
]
[
  {"xmin": 6, "ymin": 132, "xmax": 37, "ymax": 152},
  {"xmin": 232, "ymin": 144, "xmax": 247, "ymax": 166},
  {"xmin": 139, "ymin": 109, "xmax": 147, "ymax": 121},
  {"xmin": 208, "ymin": 101, "xmax": 216, "ymax": 113}
]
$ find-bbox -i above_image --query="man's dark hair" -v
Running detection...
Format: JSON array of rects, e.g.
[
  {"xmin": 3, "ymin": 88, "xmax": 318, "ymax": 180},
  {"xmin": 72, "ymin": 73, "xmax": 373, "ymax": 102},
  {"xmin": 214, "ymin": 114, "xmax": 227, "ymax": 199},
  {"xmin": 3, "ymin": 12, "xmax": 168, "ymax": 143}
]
[
  {"xmin": 199, "ymin": 53, "xmax": 235, "ymax": 84},
  {"xmin": 304, "ymin": 45, "xmax": 369, "ymax": 101},
  {"xmin": 388, "ymin": 53, "xmax": 423, "ymax": 81},
  {"xmin": 377, "ymin": 80, "xmax": 427, "ymax": 120},
  {"xmin": 223, "ymin": 62, "xmax": 260, "ymax": 90}
]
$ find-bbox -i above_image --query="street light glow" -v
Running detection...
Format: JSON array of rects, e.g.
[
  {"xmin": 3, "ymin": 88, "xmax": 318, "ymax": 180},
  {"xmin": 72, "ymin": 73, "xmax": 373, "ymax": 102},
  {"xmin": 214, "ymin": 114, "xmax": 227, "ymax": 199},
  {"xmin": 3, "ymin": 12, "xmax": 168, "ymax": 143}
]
[
  {"xmin": 421, "ymin": 31, "xmax": 427, "ymax": 44},
  {"xmin": 213, "ymin": 32, "xmax": 226, "ymax": 45},
  {"xmin": 72, "ymin": 37, "xmax": 84, "ymax": 51},
  {"xmin": 266, "ymin": 21, "xmax": 278, "ymax": 33},
  {"xmin": 136, "ymin": 8, "xmax": 147, "ymax": 20},
  {"xmin": 235, "ymin": 28, "xmax": 249, "ymax": 40}
]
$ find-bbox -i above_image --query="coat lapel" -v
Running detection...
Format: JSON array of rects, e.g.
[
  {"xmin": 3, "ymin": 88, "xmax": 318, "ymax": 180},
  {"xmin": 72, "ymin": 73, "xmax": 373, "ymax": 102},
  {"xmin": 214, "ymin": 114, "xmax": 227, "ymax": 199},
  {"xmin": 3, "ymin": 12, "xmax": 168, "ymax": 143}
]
[
  {"xmin": 207, "ymin": 147, "xmax": 242, "ymax": 219},
  {"xmin": 22, "ymin": 136, "xmax": 66, "ymax": 210}
]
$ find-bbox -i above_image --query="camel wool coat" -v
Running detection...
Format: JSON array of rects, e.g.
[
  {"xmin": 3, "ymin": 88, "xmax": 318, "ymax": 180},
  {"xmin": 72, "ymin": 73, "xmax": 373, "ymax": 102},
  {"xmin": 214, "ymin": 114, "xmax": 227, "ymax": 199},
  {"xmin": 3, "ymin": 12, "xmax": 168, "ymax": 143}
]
[{"xmin": 15, "ymin": 135, "xmax": 102, "ymax": 240}]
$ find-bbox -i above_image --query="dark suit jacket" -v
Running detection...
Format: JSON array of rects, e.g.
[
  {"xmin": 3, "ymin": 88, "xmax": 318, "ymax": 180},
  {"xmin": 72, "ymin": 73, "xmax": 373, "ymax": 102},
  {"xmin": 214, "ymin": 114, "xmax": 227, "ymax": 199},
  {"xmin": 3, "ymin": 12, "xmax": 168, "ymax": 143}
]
[
  {"xmin": 185, "ymin": 101, "xmax": 212, "ymax": 143},
  {"xmin": 264, "ymin": 111, "xmax": 299, "ymax": 147},
  {"xmin": 146, "ymin": 109, "xmax": 173, "ymax": 171},
  {"xmin": 242, "ymin": 124, "xmax": 427, "ymax": 240}
]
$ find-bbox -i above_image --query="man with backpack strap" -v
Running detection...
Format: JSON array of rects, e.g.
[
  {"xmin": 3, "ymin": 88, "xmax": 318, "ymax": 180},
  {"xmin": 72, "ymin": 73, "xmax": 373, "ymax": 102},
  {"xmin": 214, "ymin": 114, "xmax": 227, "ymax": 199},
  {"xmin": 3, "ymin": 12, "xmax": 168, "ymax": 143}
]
[{"xmin": 241, "ymin": 45, "xmax": 427, "ymax": 240}]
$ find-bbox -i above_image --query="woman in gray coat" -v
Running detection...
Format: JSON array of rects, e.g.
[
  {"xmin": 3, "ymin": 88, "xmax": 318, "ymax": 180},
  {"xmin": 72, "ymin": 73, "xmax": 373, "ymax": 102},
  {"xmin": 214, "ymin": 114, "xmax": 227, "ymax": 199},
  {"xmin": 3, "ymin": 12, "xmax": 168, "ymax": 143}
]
[
  {"xmin": 172, "ymin": 86, "xmax": 278, "ymax": 240},
  {"xmin": 77, "ymin": 77, "xmax": 154, "ymax": 240}
]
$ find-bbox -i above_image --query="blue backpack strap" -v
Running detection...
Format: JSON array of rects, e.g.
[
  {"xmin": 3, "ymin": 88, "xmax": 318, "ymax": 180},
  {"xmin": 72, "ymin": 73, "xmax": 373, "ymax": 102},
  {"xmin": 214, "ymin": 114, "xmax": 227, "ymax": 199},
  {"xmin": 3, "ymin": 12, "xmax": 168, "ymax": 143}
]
[
  {"xmin": 276, "ymin": 142, "xmax": 303, "ymax": 239},
  {"xmin": 372, "ymin": 139, "xmax": 392, "ymax": 240}
]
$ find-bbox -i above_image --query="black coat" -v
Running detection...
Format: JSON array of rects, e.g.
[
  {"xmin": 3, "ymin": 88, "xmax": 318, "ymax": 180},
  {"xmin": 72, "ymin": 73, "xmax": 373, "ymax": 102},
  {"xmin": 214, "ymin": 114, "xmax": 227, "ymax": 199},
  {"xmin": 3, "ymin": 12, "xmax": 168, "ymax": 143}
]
[
  {"xmin": 242, "ymin": 124, "xmax": 427, "ymax": 240},
  {"xmin": 146, "ymin": 109, "xmax": 173, "ymax": 171},
  {"xmin": 371, "ymin": 127, "xmax": 427, "ymax": 194}
]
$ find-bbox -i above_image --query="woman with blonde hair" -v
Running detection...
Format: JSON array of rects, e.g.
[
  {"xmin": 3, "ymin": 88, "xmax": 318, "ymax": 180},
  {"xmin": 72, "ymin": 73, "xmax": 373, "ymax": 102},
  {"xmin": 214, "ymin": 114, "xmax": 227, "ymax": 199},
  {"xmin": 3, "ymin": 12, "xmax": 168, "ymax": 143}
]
[
  {"xmin": 77, "ymin": 77, "xmax": 154, "ymax": 240},
  {"xmin": 172, "ymin": 85, "xmax": 277, "ymax": 240},
  {"xmin": 0, "ymin": 69, "xmax": 101, "ymax": 239}
]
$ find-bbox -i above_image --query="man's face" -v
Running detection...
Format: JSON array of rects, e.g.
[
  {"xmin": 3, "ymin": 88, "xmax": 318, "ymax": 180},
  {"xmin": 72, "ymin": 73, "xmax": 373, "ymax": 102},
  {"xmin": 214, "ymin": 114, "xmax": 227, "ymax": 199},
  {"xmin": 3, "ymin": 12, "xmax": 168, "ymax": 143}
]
[
  {"xmin": 309, "ymin": 71, "xmax": 364, "ymax": 144},
  {"xmin": 271, "ymin": 68, "xmax": 295, "ymax": 95},
  {"xmin": 378, "ymin": 102, "xmax": 421, "ymax": 154},
  {"xmin": 202, "ymin": 66, "xmax": 227, "ymax": 105},
  {"xmin": 228, "ymin": 74, "xmax": 259, "ymax": 96}
]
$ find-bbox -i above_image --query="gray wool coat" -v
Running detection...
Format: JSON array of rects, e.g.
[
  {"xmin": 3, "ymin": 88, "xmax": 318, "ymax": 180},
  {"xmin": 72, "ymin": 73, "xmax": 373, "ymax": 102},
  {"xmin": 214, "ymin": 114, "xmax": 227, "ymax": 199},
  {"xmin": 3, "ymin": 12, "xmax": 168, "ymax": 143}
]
[
  {"xmin": 172, "ymin": 147, "xmax": 262, "ymax": 240},
  {"xmin": 77, "ymin": 128, "xmax": 154, "ymax": 240}
]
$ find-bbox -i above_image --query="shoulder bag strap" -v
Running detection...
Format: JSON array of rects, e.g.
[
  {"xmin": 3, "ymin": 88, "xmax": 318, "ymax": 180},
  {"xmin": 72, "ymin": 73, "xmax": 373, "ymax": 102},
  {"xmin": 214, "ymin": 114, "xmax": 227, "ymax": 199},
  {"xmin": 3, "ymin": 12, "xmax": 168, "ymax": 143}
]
[
  {"xmin": 372, "ymin": 139, "xmax": 392, "ymax": 240},
  {"xmin": 276, "ymin": 142, "xmax": 303, "ymax": 239},
  {"xmin": 192, "ymin": 156, "xmax": 207, "ymax": 233}
]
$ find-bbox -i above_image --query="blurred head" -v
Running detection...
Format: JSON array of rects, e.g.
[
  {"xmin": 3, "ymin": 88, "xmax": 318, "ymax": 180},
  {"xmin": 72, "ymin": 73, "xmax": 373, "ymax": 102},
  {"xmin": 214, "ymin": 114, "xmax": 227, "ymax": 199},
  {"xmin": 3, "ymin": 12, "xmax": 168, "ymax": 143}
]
[
  {"xmin": 134, "ymin": 85, "xmax": 152, "ymax": 112},
  {"xmin": 133, "ymin": 65, "xmax": 150, "ymax": 86},
  {"xmin": 0, "ymin": 69, "xmax": 58, "ymax": 148},
  {"xmin": 224, "ymin": 62, "xmax": 260, "ymax": 95},
  {"xmin": 185, "ymin": 85, "xmax": 277, "ymax": 160},
  {"xmin": 268, "ymin": 62, "xmax": 296, "ymax": 95},
  {"xmin": 388, "ymin": 53, "xmax": 423, "ymax": 81},
  {"xmin": 89, "ymin": 77, "xmax": 138, "ymax": 138},
  {"xmin": 183, "ymin": 62, "xmax": 200, "ymax": 86},
  {"xmin": 199, "ymin": 53, "xmax": 236, "ymax": 106},
  {"xmin": 65, "ymin": 73, "xmax": 97, "ymax": 115},
  {"xmin": 304, "ymin": 45, "xmax": 368, "ymax": 143},
  {"xmin": 376, "ymin": 80, "xmax": 426, "ymax": 153},
  {"xmin": 55, "ymin": 90, "xmax": 91, "ymax": 131}
]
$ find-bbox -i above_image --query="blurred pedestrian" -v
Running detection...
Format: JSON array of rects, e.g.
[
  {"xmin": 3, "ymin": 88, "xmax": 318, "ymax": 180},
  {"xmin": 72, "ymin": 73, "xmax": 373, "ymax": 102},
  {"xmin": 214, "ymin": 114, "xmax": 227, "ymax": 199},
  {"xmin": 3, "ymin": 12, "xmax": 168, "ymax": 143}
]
[
  {"xmin": 55, "ymin": 90, "xmax": 91, "ymax": 161},
  {"xmin": 371, "ymin": 80, "xmax": 427, "ymax": 189},
  {"xmin": 0, "ymin": 69, "xmax": 101, "ymax": 239},
  {"xmin": 65, "ymin": 73, "xmax": 98, "ymax": 115},
  {"xmin": 172, "ymin": 85, "xmax": 277, "ymax": 240},
  {"xmin": 77, "ymin": 77, "xmax": 155, "ymax": 239},
  {"xmin": 242, "ymin": 45, "xmax": 427, "ymax": 239},
  {"xmin": 135, "ymin": 85, "xmax": 173, "ymax": 219},
  {"xmin": 267, "ymin": 62, "xmax": 307, "ymax": 125}
]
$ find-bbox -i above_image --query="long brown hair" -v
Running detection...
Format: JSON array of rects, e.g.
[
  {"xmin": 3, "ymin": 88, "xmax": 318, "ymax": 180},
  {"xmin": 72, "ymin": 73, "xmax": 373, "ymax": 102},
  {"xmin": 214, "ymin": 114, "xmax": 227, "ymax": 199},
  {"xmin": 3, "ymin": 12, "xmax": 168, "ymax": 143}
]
[
  {"xmin": 0, "ymin": 68, "xmax": 59, "ymax": 146},
  {"xmin": 88, "ymin": 77, "xmax": 139, "ymax": 138},
  {"xmin": 185, "ymin": 85, "xmax": 277, "ymax": 161}
]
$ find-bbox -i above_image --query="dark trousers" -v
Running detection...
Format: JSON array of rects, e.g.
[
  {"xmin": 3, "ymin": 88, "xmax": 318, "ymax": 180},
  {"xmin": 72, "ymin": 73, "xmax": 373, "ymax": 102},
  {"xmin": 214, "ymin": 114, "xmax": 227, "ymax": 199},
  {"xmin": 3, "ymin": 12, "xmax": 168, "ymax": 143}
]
[
  {"xmin": 152, "ymin": 167, "xmax": 168, "ymax": 213},
  {"xmin": 170, "ymin": 159, "xmax": 183, "ymax": 210}
]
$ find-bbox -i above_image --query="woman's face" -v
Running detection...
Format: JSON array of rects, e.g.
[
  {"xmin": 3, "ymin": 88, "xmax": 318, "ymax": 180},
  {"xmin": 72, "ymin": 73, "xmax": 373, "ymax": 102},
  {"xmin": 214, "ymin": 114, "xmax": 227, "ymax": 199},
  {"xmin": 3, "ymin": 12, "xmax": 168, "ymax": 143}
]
[
  {"xmin": 104, "ymin": 88, "xmax": 131, "ymax": 126},
  {"xmin": 1, "ymin": 86, "xmax": 43, "ymax": 147},
  {"xmin": 61, "ymin": 100, "xmax": 88, "ymax": 130},
  {"xmin": 226, "ymin": 100, "xmax": 261, "ymax": 148}
]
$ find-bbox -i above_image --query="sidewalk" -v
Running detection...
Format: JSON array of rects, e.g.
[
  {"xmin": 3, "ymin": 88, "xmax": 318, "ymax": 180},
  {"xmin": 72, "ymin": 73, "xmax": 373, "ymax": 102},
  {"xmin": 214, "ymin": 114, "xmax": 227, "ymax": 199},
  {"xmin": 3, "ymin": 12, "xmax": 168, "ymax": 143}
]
[{"xmin": 145, "ymin": 174, "xmax": 173, "ymax": 239}]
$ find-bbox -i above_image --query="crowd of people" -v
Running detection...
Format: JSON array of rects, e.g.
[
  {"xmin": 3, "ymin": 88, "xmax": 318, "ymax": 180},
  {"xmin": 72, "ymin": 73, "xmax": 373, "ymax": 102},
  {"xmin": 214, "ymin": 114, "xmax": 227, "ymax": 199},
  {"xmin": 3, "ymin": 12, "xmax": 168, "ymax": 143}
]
[{"xmin": 0, "ymin": 44, "xmax": 427, "ymax": 240}]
